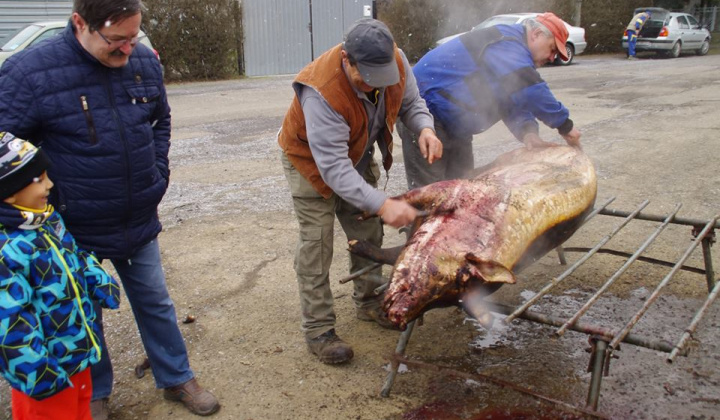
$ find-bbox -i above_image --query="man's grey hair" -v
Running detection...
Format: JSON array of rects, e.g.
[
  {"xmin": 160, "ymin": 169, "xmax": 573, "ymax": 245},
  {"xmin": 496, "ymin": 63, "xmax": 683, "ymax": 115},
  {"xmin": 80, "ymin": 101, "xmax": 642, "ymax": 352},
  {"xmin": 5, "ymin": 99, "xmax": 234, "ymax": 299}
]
[{"xmin": 523, "ymin": 18, "xmax": 553, "ymax": 39}]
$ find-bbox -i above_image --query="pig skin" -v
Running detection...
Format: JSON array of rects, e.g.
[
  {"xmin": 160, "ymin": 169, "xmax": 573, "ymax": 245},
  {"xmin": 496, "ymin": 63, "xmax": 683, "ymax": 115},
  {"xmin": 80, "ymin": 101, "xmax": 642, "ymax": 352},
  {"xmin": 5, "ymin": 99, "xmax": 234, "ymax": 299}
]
[{"xmin": 383, "ymin": 146, "xmax": 597, "ymax": 329}]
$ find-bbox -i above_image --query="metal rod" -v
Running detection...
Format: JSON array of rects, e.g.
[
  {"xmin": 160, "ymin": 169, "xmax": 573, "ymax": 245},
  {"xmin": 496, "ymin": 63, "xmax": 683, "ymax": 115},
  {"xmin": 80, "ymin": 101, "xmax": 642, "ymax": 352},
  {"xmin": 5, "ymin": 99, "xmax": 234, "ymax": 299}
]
[
  {"xmin": 338, "ymin": 262, "xmax": 382, "ymax": 284},
  {"xmin": 380, "ymin": 319, "xmax": 416, "ymax": 397},
  {"xmin": 373, "ymin": 282, "xmax": 389, "ymax": 296},
  {"xmin": 489, "ymin": 302, "xmax": 676, "ymax": 353},
  {"xmin": 554, "ymin": 197, "xmax": 616, "ymax": 268},
  {"xmin": 393, "ymin": 357, "xmax": 609, "ymax": 419},
  {"xmin": 701, "ymin": 236, "xmax": 716, "ymax": 292},
  {"xmin": 586, "ymin": 339, "xmax": 608, "ymax": 411},
  {"xmin": 561, "ymin": 247, "xmax": 707, "ymax": 275},
  {"xmin": 586, "ymin": 197, "xmax": 618, "ymax": 221},
  {"xmin": 556, "ymin": 204, "xmax": 682, "ymax": 336},
  {"xmin": 609, "ymin": 216, "xmax": 719, "ymax": 351},
  {"xmin": 505, "ymin": 199, "xmax": 650, "ymax": 324},
  {"xmin": 556, "ymin": 246, "xmax": 567, "ymax": 265},
  {"xmin": 667, "ymin": 279, "xmax": 720, "ymax": 363},
  {"xmin": 600, "ymin": 208, "xmax": 720, "ymax": 229}
]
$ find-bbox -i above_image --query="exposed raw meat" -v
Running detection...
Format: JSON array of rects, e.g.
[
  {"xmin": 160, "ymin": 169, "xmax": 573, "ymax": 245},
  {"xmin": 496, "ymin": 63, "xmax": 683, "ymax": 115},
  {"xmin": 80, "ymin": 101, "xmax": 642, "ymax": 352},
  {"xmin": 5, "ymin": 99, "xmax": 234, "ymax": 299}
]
[{"xmin": 357, "ymin": 146, "xmax": 597, "ymax": 329}]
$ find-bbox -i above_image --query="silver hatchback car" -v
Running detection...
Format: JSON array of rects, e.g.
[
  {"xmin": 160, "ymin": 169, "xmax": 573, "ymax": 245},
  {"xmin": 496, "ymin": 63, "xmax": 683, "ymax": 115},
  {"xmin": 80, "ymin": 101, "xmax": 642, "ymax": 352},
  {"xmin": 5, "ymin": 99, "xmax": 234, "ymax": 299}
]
[{"xmin": 621, "ymin": 8, "xmax": 711, "ymax": 58}]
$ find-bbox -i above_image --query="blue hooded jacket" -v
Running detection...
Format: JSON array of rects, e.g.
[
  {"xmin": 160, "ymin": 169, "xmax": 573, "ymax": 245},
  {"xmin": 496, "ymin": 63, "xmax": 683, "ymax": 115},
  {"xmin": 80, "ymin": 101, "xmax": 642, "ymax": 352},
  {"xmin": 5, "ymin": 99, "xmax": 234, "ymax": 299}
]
[
  {"xmin": 0, "ymin": 22, "xmax": 170, "ymax": 259},
  {"xmin": 413, "ymin": 24, "xmax": 571, "ymax": 141},
  {"xmin": 0, "ymin": 204, "xmax": 120, "ymax": 399}
]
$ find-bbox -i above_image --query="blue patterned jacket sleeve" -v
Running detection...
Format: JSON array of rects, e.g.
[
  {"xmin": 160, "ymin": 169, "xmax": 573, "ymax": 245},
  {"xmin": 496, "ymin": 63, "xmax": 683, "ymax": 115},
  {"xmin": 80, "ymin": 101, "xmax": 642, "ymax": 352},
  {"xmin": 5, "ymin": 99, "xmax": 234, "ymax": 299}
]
[
  {"xmin": 0, "ymin": 263, "xmax": 71, "ymax": 398},
  {"xmin": 76, "ymin": 247, "xmax": 120, "ymax": 309}
]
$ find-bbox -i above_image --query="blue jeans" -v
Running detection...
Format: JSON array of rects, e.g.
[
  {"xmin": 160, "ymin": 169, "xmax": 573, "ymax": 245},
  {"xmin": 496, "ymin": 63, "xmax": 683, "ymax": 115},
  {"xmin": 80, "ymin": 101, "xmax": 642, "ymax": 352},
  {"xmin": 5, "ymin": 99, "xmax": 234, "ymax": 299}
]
[
  {"xmin": 91, "ymin": 239, "xmax": 194, "ymax": 400},
  {"xmin": 397, "ymin": 120, "xmax": 474, "ymax": 189},
  {"xmin": 627, "ymin": 30, "xmax": 638, "ymax": 56}
]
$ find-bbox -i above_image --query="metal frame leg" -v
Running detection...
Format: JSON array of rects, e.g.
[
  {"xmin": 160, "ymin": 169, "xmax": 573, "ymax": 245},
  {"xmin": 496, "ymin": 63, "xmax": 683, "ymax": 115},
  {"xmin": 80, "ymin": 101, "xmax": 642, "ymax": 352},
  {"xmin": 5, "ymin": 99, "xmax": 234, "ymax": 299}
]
[
  {"xmin": 556, "ymin": 246, "xmax": 567, "ymax": 265},
  {"xmin": 380, "ymin": 319, "xmax": 417, "ymax": 397},
  {"xmin": 701, "ymin": 236, "xmax": 716, "ymax": 292},
  {"xmin": 586, "ymin": 338, "xmax": 609, "ymax": 410}
]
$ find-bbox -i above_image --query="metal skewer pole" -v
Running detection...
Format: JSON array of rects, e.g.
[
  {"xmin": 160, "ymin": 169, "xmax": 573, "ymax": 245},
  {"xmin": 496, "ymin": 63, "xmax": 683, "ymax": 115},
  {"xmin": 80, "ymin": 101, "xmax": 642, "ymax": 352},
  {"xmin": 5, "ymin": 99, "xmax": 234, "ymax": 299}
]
[
  {"xmin": 556, "ymin": 204, "xmax": 681, "ymax": 336},
  {"xmin": 505, "ymin": 199, "xmax": 649, "ymax": 324},
  {"xmin": 609, "ymin": 216, "xmax": 719, "ymax": 352},
  {"xmin": 668, "ymin": 276, "xmax": 720, "ymax": 363}
]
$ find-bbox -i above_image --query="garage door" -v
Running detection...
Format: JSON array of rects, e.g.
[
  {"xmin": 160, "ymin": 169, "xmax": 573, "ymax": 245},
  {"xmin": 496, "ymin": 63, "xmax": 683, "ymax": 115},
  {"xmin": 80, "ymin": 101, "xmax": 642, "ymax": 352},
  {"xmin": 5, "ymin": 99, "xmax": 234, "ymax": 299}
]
[{"xmin": 242, "ymin": 0, "xmax": 373, "ymax": 77}]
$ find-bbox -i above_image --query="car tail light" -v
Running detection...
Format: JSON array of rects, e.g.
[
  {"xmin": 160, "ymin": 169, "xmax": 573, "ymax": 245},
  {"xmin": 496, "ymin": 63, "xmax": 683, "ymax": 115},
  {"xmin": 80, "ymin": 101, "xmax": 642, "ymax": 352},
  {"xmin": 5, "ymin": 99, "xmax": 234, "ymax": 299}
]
[{"xmin": 659, "ymin": 26, "xmax": 669, "ymax": 37}]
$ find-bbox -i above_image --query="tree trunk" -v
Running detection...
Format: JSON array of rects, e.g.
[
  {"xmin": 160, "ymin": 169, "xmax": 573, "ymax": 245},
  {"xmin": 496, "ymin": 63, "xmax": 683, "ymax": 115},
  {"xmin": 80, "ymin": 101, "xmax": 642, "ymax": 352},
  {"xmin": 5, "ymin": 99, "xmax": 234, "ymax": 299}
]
[{"xmin": 572, "ymin": 0, "xmax": 582, "ymax": 27}]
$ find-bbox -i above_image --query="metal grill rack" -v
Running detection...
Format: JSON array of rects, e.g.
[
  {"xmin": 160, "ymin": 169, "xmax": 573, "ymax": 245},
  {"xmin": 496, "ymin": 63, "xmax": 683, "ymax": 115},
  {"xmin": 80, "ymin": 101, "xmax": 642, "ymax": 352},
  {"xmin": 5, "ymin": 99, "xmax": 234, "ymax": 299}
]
[{"xmin": 372, "ymin": 197, "xmax": 719, "ymax": 417}]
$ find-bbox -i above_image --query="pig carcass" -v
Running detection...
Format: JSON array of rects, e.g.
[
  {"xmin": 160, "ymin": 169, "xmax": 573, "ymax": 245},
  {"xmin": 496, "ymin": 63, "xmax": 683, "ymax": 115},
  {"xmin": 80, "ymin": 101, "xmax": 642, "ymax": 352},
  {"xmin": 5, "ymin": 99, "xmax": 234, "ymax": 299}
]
[{"xmin": 352, "ymin": 146, "xmax": 597, "ymax": 329}]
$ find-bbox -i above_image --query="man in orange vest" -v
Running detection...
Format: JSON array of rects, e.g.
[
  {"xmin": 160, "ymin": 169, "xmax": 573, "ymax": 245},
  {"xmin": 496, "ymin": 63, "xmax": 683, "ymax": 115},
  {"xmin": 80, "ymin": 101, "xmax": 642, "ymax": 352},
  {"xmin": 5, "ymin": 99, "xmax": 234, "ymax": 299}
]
[{"xmin": 278, "ymin": 18, "xmax": 442, "ymax": 364}]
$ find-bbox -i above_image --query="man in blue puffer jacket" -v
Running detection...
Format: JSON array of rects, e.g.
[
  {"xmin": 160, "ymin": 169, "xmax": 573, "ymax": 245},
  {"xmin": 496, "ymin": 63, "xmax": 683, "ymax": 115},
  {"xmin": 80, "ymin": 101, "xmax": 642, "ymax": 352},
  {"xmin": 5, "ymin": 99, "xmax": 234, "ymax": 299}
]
[
  {"xmin": 398, "ymin": 12, "xmax": 583, "ymax": 189},
  {"xmin": 0, "ymin": 0, "xmax": 219, "ymax": 417}
]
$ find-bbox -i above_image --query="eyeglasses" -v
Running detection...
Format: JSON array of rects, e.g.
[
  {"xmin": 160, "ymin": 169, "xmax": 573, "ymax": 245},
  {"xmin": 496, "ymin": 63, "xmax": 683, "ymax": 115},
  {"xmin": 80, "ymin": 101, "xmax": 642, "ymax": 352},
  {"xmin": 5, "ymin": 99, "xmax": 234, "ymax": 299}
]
[{"xmin": 96, "ymin": 30, "xmax": 145, "ymax": 48}]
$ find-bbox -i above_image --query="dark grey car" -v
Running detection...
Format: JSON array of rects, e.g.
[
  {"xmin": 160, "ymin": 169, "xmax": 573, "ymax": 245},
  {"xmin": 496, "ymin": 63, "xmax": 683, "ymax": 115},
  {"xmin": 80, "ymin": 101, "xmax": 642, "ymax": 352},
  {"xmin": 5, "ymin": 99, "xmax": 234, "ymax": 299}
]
[{"xmin": 621, "ymin": 7, "xmax": 711, "ymax": 58}]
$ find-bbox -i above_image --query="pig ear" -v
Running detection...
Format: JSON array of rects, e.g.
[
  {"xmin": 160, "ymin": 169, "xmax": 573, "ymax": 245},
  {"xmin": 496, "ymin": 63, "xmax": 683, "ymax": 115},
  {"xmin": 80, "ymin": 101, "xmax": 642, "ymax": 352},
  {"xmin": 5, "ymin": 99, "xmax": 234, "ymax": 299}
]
[{"xmin": 465, "ymin": 253, "xmax": 516, "ymax": 284}]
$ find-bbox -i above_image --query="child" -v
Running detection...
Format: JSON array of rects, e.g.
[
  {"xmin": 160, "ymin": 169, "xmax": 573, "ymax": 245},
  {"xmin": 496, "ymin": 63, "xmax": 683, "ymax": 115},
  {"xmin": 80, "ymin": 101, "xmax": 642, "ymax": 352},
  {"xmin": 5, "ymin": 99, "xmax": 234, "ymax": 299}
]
[{"xmin": 0, "ymin": 132, "xmax": 120, "ymax": 420}]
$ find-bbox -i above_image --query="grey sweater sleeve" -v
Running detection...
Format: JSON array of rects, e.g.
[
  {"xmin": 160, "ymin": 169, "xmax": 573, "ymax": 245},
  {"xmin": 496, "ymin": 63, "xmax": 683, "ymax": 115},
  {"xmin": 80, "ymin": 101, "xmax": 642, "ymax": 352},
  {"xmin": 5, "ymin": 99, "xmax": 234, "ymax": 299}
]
[
  {"xmin": 298, "ymin": 85, "xmax": 387, "ymax": 214},
  {"xmin": 397, "ymin": 50, "xmax": 435, "ymax": 134}
]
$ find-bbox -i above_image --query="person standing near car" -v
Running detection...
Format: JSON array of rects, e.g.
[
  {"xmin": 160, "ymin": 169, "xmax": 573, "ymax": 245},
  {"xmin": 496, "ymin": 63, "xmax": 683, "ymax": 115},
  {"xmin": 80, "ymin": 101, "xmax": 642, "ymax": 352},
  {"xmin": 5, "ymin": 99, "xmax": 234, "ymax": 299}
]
[
  {"xmin": 278, "ymin": 18, "xmax": 442, "ymax": 365},
  {"xmin": 0, "ymin": 0, "xmax": 220, "ymax": 418},
  {"xmin": 626, "ymin": 10, "xmax": 651, "ymax": 59},
  {"xmin": 397, "ymin": 12, "xmax": 582, "ymax": 189}
]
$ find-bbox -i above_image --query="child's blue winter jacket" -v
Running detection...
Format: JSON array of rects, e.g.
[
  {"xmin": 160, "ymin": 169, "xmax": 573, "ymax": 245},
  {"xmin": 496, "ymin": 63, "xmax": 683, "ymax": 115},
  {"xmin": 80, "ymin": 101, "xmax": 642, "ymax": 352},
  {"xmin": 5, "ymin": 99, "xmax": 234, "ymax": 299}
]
[{"xmin": 0, "ymin": 203, "xmax": 120, "ymax": 399}]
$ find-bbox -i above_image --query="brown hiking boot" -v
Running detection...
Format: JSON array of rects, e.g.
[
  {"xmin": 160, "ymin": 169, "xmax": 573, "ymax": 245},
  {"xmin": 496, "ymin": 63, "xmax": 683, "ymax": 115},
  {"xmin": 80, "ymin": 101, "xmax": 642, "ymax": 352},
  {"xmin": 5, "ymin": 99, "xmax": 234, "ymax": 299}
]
[
  {"xmin": 163, "ymin": 378, "xmax": 220, "ymax": 416},
  {"xmin": 306, "ymin": 329, "xmax": 354, "ymax": 364},
  {"xmin": 357, "ymin": 306, "xmax": 400, "ymax": 330}
]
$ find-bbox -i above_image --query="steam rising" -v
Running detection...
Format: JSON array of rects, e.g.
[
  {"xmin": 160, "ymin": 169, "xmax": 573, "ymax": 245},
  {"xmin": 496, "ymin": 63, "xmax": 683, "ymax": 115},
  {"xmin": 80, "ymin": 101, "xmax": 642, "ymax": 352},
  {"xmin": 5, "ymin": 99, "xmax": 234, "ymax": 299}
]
[{"xmin": 432, "ymin": 0, "xmax": 561, "ymax": 40}]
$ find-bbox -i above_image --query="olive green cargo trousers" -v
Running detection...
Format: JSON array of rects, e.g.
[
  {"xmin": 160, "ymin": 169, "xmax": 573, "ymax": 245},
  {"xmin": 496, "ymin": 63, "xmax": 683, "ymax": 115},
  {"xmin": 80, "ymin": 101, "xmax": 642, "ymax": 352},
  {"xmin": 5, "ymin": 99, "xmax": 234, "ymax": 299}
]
[{"xmin": 281, "ymin": 152, "xmax": 385, "ymax": 340}]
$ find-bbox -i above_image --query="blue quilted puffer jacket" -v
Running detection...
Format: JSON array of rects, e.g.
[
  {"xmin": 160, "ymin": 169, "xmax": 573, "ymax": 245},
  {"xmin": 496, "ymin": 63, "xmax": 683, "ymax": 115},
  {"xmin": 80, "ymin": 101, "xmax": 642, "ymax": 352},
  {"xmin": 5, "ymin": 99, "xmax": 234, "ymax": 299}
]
[
  {"xmin": 0, "ymin": 22, "xmax": 171, "ymax": 260},
  {"xmin": 0, "ymin": 204, "xmax": 120, "ymax": 399},
  {"xmin": 413, "ymin": 24, "xmax": 570, "ymax": 141}
]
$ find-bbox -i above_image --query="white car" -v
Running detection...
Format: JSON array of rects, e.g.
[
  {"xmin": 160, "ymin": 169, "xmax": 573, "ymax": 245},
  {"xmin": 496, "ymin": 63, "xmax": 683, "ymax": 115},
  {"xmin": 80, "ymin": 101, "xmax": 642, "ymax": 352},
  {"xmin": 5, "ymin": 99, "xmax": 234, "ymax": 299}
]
[
  {"xmin": 621, "ymin": 8, "xmax": 711, "ymax": 58},
  {"xmin": 435, "ymin": 13, "xmax": 587, "ymax": 66},
  {"xmin": 0, "ymin": 21, "xmax": 160, "ymax": 68}
]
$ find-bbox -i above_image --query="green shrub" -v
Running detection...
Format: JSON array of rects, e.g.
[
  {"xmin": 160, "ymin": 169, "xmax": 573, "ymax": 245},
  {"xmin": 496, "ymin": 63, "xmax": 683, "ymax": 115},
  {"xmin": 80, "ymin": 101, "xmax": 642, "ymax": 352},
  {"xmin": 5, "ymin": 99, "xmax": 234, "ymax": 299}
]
[
  {"xmin": 378, "ymin": 0, "xmax": 652, "ymax": 60},
  {"xmin": 581, "ymin": 0, "xmax": 648, "ymax": 53},
  {"xmin": 143, "ymin": 0, "xmax": 242, "ymax": 81}
]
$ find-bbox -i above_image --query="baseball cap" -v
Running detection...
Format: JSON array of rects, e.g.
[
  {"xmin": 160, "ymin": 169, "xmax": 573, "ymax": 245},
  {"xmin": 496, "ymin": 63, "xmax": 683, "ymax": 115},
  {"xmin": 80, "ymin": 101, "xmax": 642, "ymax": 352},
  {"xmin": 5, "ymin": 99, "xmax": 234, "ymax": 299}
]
[
  {"xmin": 343, "ymin": 18, "xmax": 399, "ymax": 87},
  {"xmin": 0, "ymin": 132, "xmax": 51, "ymax": 200},
  {"xmin": 536, "ymin": 12, "xmax": 569, "ymax": 61}
]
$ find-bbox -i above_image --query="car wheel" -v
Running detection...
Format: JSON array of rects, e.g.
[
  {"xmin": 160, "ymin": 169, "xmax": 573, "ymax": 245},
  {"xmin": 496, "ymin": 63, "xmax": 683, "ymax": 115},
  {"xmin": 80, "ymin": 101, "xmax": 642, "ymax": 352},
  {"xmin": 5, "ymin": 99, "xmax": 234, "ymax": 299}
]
[
  {"xmin": 667, "ymin": 41, "xmax": 681, "ymax": 58},
  {"xmin": 554, "ymin": 43, "xmax": 575, "ymax": 66},
  {"xmin": 696, "ymin": 39, "xmax": 710, "ymax": 56}
]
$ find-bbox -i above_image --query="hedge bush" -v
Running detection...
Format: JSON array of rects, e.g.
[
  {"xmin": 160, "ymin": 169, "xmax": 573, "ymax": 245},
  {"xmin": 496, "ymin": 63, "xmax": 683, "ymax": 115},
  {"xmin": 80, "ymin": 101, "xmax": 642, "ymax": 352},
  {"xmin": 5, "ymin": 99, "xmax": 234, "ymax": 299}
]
[
  {"xmin": 143, "ymin": 0, "xmax": 242, "ymax": 81},
  {"xmin": 378, "ymin": 0, "xmax": 650, "ymax": 60}
]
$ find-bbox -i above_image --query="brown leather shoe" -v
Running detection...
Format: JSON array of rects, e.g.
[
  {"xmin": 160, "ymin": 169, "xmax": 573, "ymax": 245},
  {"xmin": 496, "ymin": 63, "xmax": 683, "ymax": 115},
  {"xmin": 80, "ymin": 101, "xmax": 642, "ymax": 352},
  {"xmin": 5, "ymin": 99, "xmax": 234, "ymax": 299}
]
[
  {"xmin": 357, "ymin": 306, "xmax": 400, "ymax": 330},
  {"xmin": 163, "ymin": 378, "xmax": 220, "ymax": 416},
  {"xmin": 306, "ymin": 329, "xmax": 354, "ymax": 364},
  {"xmin": 90, "ymin": 398, "xmax": 109, "ymax": 420}
]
